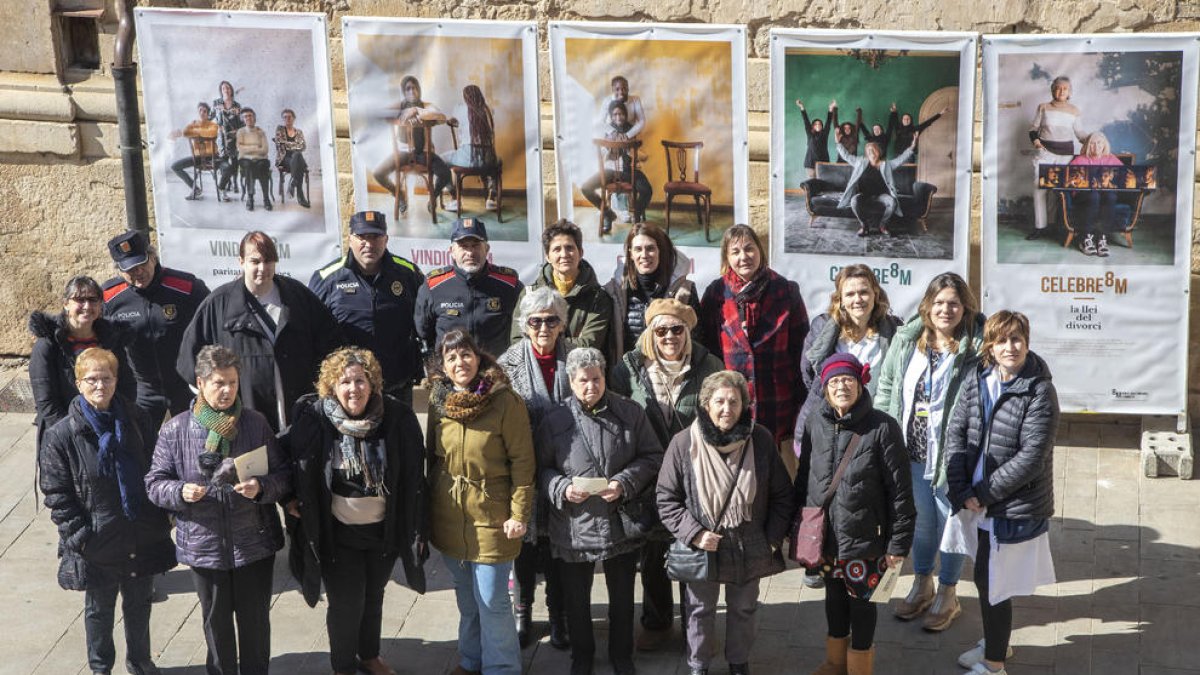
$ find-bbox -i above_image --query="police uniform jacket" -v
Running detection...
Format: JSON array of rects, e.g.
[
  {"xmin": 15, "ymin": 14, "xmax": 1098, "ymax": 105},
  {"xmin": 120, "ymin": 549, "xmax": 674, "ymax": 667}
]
[
  {"xmin": 103, "ymin": 265, "xmax": 210, "ymax": 417},
  {"xmin": 176, "ymin": 275, "xmax": 343, "ymax": 433},
  {"xmin": 414, "ymin": 263, "xmax": 522, "ymax": 359},
  {"xmin": 309, "ymin": 252, "xmax": 423, "ymax": 392}
]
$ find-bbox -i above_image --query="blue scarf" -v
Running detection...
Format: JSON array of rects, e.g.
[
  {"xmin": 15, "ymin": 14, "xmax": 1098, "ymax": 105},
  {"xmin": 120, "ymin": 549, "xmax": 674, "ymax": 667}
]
[{"xmin": 78, "ymin": 396, "xmax": 143, "ymax": 521}]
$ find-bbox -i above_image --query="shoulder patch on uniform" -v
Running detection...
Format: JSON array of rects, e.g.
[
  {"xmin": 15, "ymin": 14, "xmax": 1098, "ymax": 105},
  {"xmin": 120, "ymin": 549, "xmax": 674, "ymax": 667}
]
[
  {"xmin": 318, "ymin": 256, "xmax": 348, "ymax": 280},
  {"xmin": 427, "ymin": 267, "xmax": 456, "ymax": 290},
  {"xmin": 103, "ymin": 281, "xmax": 130, "ymax": 302},
  {"xmin": 487, "ymin": 265, "xmax": 519, "ymax": 288},
  {"xmin": 160, "ymin": 275, "xmax": 195, "ymax": 295},
  {"xmin": 390, "ymin": 255, "xmax": 417, "ymax": 273}
]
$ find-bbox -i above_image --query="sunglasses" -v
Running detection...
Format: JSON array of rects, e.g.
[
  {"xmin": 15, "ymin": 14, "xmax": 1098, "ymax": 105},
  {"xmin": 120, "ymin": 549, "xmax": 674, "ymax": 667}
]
[
  {"xmin": 527, "ymin": 316, "xmax": 562, "ymax": 329},
  {"xmin": 653, "ymin": 325, "xmax": 687, "ymax": 338}
]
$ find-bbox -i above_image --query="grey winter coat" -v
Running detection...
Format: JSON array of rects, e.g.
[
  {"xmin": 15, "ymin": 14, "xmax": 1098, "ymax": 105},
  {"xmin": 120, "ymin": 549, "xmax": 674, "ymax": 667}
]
[
  {"xmin": 146, "ymin": 407, "xmax": 291, "ymax": 570},
  {"xmin": 835, "ymin": 144, "xmax": 916, "ymax": 215},
  {"xmin": 796, "ymin": 391, "xmax": 915, "ymax": 561},
  {"xmin": 656, "ymin": 418, "xmax": 794, "ymax": 585},
  {"xmin": 945, "ymin": 352, "xmax": 1059, "ymax": 520},
  {"xmin": 536, "ymin": 393, "xmax": 663, "ymax": 563}
]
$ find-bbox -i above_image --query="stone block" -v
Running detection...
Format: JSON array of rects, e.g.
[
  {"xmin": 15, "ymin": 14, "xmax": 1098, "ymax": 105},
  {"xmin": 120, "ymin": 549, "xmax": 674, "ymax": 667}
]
[
  {"xmin": 1140, "ymin": 415, "xmax": 1194, "ymax": 479},
  {"xmin": 0, "ymin": 83, "xmax": 74, "ymax": 123},
  {"xmin": 0, "ymin": 119, "xmax": 79, "ymax": 156},
  {"xmin": 78, "ymin": 120, "xmax": 119, "ymax": 158},
  {"xmin": 0, "ymin": 0, "xmax": 59, "ymax": 74}
]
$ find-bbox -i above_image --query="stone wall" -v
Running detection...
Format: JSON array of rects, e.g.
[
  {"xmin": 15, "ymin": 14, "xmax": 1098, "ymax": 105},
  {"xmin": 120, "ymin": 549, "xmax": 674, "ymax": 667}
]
[{"xmin": 2, "ymin": 0, "xmax": 1199, "ymax": 408}]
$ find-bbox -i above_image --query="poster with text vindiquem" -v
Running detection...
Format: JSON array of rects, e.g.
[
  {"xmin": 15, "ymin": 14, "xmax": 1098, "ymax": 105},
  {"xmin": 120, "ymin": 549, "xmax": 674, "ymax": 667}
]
[{"xmin": 981, "ymin": 33, "xmax": 1198, "ymax": 414}]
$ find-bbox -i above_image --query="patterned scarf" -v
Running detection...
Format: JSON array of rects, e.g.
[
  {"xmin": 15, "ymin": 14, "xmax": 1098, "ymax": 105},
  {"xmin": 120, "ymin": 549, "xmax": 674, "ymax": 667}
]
[
  {"xmin": 727, "ymin": 268, "xmax": 769, "ymax": 337},
  {"xmin": 78, "ymin": 396, "xmax": 144, "ymax": 521},
  {"xmin": 429, "ymin": 366, "xmax": 510, "ymax": 422},
  {"xmin": 193, "ymin": 393, "xmax": 241, "ymax": 457},
  {"xmin": 322, "ymin": 394, "xmax": 386, "ymax": 491}
]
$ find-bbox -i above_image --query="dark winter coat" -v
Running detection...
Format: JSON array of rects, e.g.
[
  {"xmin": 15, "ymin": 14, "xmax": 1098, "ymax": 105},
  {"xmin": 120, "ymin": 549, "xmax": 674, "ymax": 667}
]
[
  {"xmin": 601, "ymin": 251, "xmax": 702, "ymax": 357},
  {"xmin": 796, "ymin": 391, "xmax": 915, "ymax": 561},
  {"xmin": 699, "ymin": 268, "xmax": 810, "ymax": 443},
  {"xmin": 656, "ymin": 419, "xmax": 795, "ymax": 585},
  {"xmin": 515, "ymin": 260, "xmax": 615, "ymax": 364},
  {"xmin": 175, "ymin": 275, "xmax": 343, "ymax": 432},
  {"xmin": 39, "ymin": 396, "xmax": 176, "ymax": 591},
  {"xmin": 536, "ymin": 393, "xmax": 663, "ymax": 563},
  {"xmin": 286, "ymin": 394, "xmax": 429, "ymax": 606},
  {"xmin": 608, "ymin": 343, "xmax": 725, "ymax": 449},
  {"xmin": 794, "ymin": 312, "xmax": 903, "ymax": 458},
  {"xmin": 945, "ymin": 352, "xmax": 1059, "ymax": 520},
  {"xmin": 145, "ymin": 407, "xmax": 291, "ymax": 570},
  {"xmin": 29, "ymin": 312, "xmax": 136, "ymax": 446}
]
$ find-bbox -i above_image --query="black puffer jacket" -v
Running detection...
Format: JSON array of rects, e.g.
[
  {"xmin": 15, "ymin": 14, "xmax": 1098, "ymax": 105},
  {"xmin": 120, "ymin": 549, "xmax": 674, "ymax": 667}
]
[
  {"xmin": 536, "ymin": 393, "xmax": 663, "ymax": 563},
  {"xmin": 796, "ymin": 390, "xmax": 915, "ymax": 561},
  {"xmin": 945, "ymin": 352, "xmax": 1059, "ymax": 520},
  {"xmin": 38, "ymin": 396, "xmax": 176, "ymax": 591},
  {"xmin": 29, "ymin": 312, "xmax": 136, "ymax": 446}
]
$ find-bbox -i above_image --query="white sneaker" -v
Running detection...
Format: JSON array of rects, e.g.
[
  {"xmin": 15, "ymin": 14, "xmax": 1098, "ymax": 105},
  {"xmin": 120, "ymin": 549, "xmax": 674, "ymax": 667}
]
[
  {"xmin": 958, "ymin": 639, "xmax": 1014, "ymax": 668},
  {"xmin": 616, "ymin": 209, "xmax": 632, "ymax": 224},
  {"xmin": 965, "ymin": 663, "xmax": 1007, "ymax": 675},
  {"xmin": 485, "ymin": 197, "xmax": 498, "ymax": 210},
  {"xmin": 442, "ymin": 198, "xmax": 459, "ymax": 212},
  {"xmin": 1096, "ymin": 235, "xmax": 1110, "ymax": 257}
]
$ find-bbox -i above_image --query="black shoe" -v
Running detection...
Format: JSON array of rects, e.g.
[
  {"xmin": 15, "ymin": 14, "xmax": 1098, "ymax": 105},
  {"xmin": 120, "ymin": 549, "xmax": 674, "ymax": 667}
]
[
  {"xmin": 1096, "ymin": 235, "xmax": 1110, "ymax": 258},
  {"xmin": 856, "ymin": 226, "xmax": 867, "ymax": 237},
  {"xmin": 515, "ymin": 605, "xmax": 532, "ymax": 649},
  {"xmin": 126, "ymin": 660, "xmax": 161, "ymax": 675},
  {"xmin": 548, "ymin": 611, "xmax": 570, "ymax": 650},
  {"xmin": 612, "ymin": 660, "xmax": 636, "ymax": 675},
  {"xmin": 1025, "ymin": 229, "xmax": 1044, "ymax": 241},
  {"xmin": 729, "ymin": 663, "xmax": 750, "ymax": 675},
  {"xmin": 264, "ymin": 199, "xmax": 273, "ymax": 211},
  {"xmin": 570, "ymin": 659, "xmax": 593, "ymax": 675},
  {"xmin": 298, "ymin": 193, "xmax": 311, "ymax": 208},
  {"xmin": 246, "ymin": 198, "xmax": 254, "ymax": 212},
  {"xmin": 688, "ymin": 669, "xmax": 708, "ymax": 675},
  {"xmin": 184, "ymin": 184, "xmax": 200, "ymax": 201}
]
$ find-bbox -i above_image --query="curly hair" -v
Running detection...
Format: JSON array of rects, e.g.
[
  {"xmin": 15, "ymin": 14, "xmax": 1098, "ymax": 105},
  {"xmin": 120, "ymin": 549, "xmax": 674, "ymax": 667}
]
[{"xmin": 316, "ymin": 347, "xmax": 384, "ymax": 398}]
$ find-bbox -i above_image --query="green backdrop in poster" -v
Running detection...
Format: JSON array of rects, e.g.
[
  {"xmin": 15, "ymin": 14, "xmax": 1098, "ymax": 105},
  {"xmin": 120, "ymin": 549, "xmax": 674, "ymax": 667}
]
[{"xmin": 783, "ymin": 52, "xmax": 960, "ymax": 188}]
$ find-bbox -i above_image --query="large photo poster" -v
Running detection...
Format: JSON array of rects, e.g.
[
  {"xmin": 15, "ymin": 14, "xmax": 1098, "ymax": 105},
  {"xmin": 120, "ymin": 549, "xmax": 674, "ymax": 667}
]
[
  {"xmin": 982, "ymin": 34, "xmax": 1197, "ymax": 414},
  {"xmin": 770, "ymin": 29, "xmax": 976, "ymax": 318},
  {"xmin": 343, "ymin": 18, "xmax": 544, "ymax": 279},
  {"xmin": 136, "ymin": 8, "xmax": 341, "ymax": 282},
  {"xmin": 549, "ymin": 21, "xmax": 749, "ymax": 286}
]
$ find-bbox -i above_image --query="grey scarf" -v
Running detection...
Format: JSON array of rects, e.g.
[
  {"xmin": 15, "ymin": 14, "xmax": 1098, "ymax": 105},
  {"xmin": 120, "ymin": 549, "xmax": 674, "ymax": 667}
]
[{"xmin": 322, "ymin": 394, "xmax": 386, "ymax": 492}]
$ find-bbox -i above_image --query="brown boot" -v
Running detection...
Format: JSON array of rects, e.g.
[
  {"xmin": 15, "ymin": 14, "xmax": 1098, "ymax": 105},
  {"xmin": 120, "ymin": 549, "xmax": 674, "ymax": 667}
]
[
  {"xmin": 921, "ymin": 583, "xmax": 962, "ymax": 632},
  {"xmin": 893, "ymin": 574, "xmax": 934, "ymax": 620},
  {"xmin": 847, "ymin": 646, "xmax": 874, "ymax": 675},
  {"xmin": 811, "ymin": 636, "xmax": 849, "ymax": 675}
]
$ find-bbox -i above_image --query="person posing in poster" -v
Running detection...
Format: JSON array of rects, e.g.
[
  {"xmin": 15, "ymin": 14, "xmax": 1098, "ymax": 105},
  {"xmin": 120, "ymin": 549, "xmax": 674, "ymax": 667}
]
[
  {"xmin": 168, "ymin": 101, "xmax": 220, "ymax": 200},
  {"xmin": 274, "ymin": 108, "xmax": 310, "ymax": 208},
  {"xmin": 1027, "ymin": 75, "xmax": 1089, "ymax": 241},
  {"xmin": 581, "ymin": 101, "xmax": 654, "ymax": 234},
  {"xmin": 797, "ymin": 353, "xmax": 914, "ymax": 675},
  {"xmin": 699, "ymin": 225, "xmax": 809, "ymax": 479},
  {"xmin": 236, "ymin": 108, "xmax": 273, "ymax": 212},
  {"xmin": 371, "ymin": 75, "xmax": 458, "ymax": 216},
  {"xmin": 891, "ymin": 106, "xmax": 949, "ymax": 162},
  {"xmin": 1067, "ymin": 131, "xmax": 1124, "ymax": 258},
  {"xmin": 445, "ymin": 85, "xmax": 501, "ymax": 211},
  {"xmin": 210, "ymin": 80, "xmax": 244, "ymax": 192},
  {"xmin": 177, "ymin": 231, "xmax": 342, "ymax": 433},
  {"xmin": 945, "ymin": 311, "xmax": 1058, "ymax": 675},
  {"xmin": 796, "ymin": 99, "xmax": 834, "ymax": 178},
  {"xmin": 835, "ymin": 133, "xmax": 918, "ymax": 236},
  {"xmin": 591, "ymin": 75, "xmax": 648, "ymax": 228},
  {"xmin": 832, "ymin": 105, "xmax": 859, "ymax": 163},
  {"xmin": 874, "ymin": 272, "xmax": 983, "ymax": 634},
  {"xmin": 858, "ymin": 103, "xmax": 897, "ymax": 158}
]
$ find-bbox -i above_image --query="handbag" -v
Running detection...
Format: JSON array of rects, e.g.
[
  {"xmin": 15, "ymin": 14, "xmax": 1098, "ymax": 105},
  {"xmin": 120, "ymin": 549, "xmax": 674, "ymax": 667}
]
[
  {"xmin": 789, "ymin": 432, "xmax": 862, "ymax": 568},
  {"xmin": 665, "ymin": 440, "xmax": 751, "ymax": 583}
]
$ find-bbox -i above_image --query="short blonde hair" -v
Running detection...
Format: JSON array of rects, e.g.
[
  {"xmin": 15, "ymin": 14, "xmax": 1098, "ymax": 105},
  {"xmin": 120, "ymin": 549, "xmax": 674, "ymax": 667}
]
[
  {"xmin": 980, "ymin": 311, "xmax": 1031, "ymax": 367},
  {"xmin": 316, "ymin": 347, "xmax": 384, "ymax": 398},
  {"xmin": 74, "ymin": 348, "xmax": 118, "ymax": 381}
]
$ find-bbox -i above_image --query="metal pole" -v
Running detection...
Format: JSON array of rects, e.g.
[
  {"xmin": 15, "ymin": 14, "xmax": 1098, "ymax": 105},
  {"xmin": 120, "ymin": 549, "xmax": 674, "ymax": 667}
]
[{"xmin": 113, "ymin": 0, "xmax": 149, "ymax": 234}]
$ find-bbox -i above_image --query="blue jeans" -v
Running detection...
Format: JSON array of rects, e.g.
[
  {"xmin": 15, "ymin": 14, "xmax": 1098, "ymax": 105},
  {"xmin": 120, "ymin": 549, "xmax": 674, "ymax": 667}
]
[
  {"xmin": 442, "ymin": 553, "xmax": 522, "ymax": 675},
  {"xmin": 910, "ymin": 461, "xmax": 965, "ymax": 586},
  {"xmin": 84, "ymin": 574, "xmax": 154, "ymax": 673}
]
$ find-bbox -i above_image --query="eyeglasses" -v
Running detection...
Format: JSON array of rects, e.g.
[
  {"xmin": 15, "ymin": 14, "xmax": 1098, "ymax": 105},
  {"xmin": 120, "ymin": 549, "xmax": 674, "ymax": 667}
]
[
  {"xmin": 71, "ymin": 296, "xmax": 101, "ymax": 305},
  {"xmin": 527, "ymin": 316, "xmax": 562, "ymax": 329},
  {"xmin": 653, "ymin": 325, "xmax": 687, "ymax": 338},
  {"xmin": 81, "ymin": 376, "xmax": 114, "ymax": 388},
  {"xmin": 827, "ymin": 376, "xmax": 857, "ymax": 390}
]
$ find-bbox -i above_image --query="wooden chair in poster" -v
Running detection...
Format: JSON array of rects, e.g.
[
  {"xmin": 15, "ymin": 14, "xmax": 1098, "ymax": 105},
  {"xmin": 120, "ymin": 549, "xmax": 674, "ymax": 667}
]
[
  {"xmin": 592, "ymin": 137, "xmax": 643, "ymax": 238},
  {"xmin": 390, "ymin": 115, "xmax": 447, "ymax": 224},
  {"xmin": 661, "ymin": 140, "xmax": 713, "ymax": 242},
  {"xmin": 1044, "ymin": 153, "xmax": 1152, "ymax": 250},
  {"xmin": 446, "ymin": 121, "xmax": 505, "ymax": 223},
  {"xmin": 188, "ymin": 131, "xmax": 224, "ymax": 202}
]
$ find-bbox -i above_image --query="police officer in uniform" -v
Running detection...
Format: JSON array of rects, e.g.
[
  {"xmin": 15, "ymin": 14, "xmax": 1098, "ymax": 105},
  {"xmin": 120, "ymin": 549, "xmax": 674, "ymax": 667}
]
[
  {"xmin": 309, "ymin": 210, "xmax": 424, "ymax": 404},
  {"xmin": 414, "ymin": 217, "xmax": 523, "ymax": 359},
  {"xmin": 102, "ymin": 231, "xmax": 210, "ymax": 429}
]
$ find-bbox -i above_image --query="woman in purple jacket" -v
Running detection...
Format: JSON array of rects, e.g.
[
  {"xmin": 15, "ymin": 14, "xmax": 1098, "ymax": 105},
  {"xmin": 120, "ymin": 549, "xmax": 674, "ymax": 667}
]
[{"xmin": 146, "ymin": 345, "xmax": 291, "ymax": 675}]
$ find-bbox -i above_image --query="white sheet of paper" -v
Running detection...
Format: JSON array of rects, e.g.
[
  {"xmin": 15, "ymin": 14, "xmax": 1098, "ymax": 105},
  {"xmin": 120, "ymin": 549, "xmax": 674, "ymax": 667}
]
[
  {"xmin": 869, "ymin": 563, "xmax": 902, "ymax": 604},
  {"xmin": 233, "ymin": 445, "xmax": 269, "ymax": 483},
  {"xmin": 571, "ymin": 476, "xmax": 610, "ymax": 494}
]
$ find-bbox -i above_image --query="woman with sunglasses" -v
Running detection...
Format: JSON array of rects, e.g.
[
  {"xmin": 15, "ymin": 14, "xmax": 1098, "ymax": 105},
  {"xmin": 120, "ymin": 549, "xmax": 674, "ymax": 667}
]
[
  {"xmin": 609, "ymin": 298, "xmax": 723, "ymax": 650},
  {"xmin": 497, "ymin": 287, "xmax": 575, "ymax": 650},
  {"xmin": 30, "ymin": 275, "xmax": 136, "ymax": 455}
]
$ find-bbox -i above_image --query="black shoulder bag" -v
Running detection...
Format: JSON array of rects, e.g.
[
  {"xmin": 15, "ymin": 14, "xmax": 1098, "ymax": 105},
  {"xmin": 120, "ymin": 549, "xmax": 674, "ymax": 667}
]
[{"xmin": 665, "ymin": 440, "xmax": 751, "ymax": 583}]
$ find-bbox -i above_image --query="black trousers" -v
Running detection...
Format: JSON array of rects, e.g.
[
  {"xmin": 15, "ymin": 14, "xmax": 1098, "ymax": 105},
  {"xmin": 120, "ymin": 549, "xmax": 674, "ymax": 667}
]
[
  {"xmin": 239, "ymin": 158, "xmax": 272, "ymax": 201},
  {"xmin": 322, "ymin": 543, "xmax": 398, "ymax": 672},
  {"xmin": 639, "ymin": 539, "xmax": 682, "ymax": 630},
  {"xmin": 513, "ymin": 537, "xmax": 563, "ymax": 614},
  {"xmin": 557, "ymin": 549, "xmax": 639, "ymax": 668},
  {"xmin": 191, "ymin": 554, "xmax": 275, "ymax": 675},
  {"xmin": 976, "ymin": 528, "xmax": 1013, "ymax": 663},
  {"xmin": 824, "ymin": 578, "xmax": 877, "ymax": 650}
]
